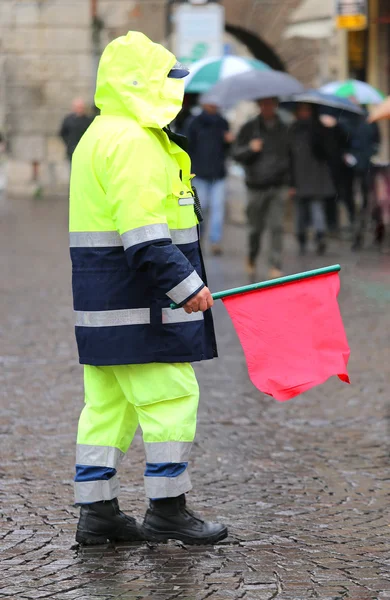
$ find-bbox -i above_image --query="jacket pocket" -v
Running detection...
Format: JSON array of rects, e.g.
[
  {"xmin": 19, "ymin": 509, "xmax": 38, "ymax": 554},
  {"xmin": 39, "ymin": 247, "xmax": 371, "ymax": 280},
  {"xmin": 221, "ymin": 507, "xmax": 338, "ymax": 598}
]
[{"xmin": 114, "ymin": 362, "xmax": 198, "ymax": 406}]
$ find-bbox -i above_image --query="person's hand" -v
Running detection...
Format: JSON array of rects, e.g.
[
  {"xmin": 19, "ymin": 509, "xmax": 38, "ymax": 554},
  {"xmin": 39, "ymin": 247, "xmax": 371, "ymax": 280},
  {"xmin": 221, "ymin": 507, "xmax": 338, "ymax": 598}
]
[
  {"xmin": 224, "ymin": 131, "xmax": 235, "ymax": 144},
  {"xmin": 343, "ymin": 153, "xmax": 358, "ymax": 167},
  {"xmin": 289, "ymin": 187, "xmax": 297, "ymax": 198},
  {"xmin": 319, "ymin": 114, "xmax": 337, "ymax": 128},
  {"xmin": 183, "ymin": 286, "xmax": 213, "ymax": 314},
  {"xmin": 249, "ymin": 138, "xmax": 263, "ymax": 152}
]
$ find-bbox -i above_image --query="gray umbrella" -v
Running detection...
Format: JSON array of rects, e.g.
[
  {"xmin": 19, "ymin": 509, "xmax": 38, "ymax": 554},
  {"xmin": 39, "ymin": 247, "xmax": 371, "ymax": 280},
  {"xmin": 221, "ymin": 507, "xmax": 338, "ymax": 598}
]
[
  {"xmin": 201, "ymin": 70, "xmax": 305, "ymax": 109},
  {"xmin": 281, "ymin": 90, "xmax": 364, "ymax": 115}
]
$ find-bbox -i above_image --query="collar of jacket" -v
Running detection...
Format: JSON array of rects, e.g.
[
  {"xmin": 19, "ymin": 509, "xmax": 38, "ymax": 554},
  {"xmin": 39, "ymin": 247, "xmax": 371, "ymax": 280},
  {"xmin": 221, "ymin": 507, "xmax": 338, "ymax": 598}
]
[
  {"xmin": 257, "ymin": 114, "xmax": 284, "ymax": 131},
  {"xmin": 163, "ymin": 127, "xmax": 189, "ymax": 152}
]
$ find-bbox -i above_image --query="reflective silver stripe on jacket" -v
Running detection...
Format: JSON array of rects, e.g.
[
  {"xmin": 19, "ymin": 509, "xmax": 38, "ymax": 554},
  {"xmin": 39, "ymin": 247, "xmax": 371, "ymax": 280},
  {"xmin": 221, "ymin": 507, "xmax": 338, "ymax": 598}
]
[
  {"xmin": 70, "ymin": 225, "xmax": 198, "ymax": 249},
  {"xmin": 178, "ymin": 197, "xmax": 195, "ymax": 206},
  {"xmin": 74, "ymin": 474, "xmax": 120, "ymax": 504},
  {"xmin": 166, "ymin": 271, "xmax": 203, "ymax": 305},
  {"xmin": 144, "ymin": 470, "xmax": 192, "ymax": 499},
  {"xmin": 69, "ymin": 231, "xmax": 122, "ymax": 247},
  {"xmin": 75, "ymin": 308, "xmax": 150, "ymax": 327},
  {"xmin": 76, "ymin": 444, "xmax": 125, "ymax": 468},
  {"xmin": 144, "ymin": 441, "xmax": 193, "ymax": 464},
  {"xmin": 171, "ymin": 226, "xmax": 198, "ymax": 245},
  {"xmin": 162, "ymin": 307, "xmax": 204, "ymax": 324},
  {"xmin": 121, "ymin": 223, "xmax": 171, "ymax": 250}
]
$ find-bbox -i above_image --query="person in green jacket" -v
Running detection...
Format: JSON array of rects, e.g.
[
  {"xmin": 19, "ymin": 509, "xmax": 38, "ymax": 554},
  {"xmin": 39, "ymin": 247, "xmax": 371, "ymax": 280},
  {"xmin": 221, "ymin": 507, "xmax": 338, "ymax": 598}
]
[{"xmin": 69, "ymin": 31, "xmax": 227, "ymax": 545}]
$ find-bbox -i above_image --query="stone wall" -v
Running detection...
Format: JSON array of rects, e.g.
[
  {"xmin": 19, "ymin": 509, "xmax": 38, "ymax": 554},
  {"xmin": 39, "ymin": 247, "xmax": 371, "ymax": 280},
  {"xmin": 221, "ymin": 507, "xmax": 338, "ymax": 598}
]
[
  {"xmin": 0, "ymin": 0, "xmax": 342, "ymax": 191},
  {"xmin": 0, "ymin": 0, "xmax": 171, "ymax": 189},
  {"xmin": 0, "ymin": 0, "xmax": 95, "ymax": 187}
]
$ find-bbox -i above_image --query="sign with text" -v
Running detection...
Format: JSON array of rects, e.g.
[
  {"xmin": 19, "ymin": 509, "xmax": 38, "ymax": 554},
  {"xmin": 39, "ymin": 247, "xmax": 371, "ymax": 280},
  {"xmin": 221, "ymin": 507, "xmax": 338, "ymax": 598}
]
[
  {"xmin": 174, "ymin": 3, "xmax": 225, "ymax": 65},
  {"xmin": 336, "ymin": 0, "xmax": 368, "ymax": 30}
]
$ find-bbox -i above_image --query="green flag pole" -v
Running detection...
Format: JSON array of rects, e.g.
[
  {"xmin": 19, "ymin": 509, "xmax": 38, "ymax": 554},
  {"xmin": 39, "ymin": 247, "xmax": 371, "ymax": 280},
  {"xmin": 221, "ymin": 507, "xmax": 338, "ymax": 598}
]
[{"xmin": 170, "ymin": 264, "xmax": 341, "ymax": 309}]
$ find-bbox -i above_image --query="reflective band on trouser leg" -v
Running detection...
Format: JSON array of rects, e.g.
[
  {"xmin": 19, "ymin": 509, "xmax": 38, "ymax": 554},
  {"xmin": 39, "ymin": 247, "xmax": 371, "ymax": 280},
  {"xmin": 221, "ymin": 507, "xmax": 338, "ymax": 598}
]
[
  {"xmin": 74, "ymin": 475, "xmax": 120, "ymax": 504},
  {"xmin": 75, "ymin": 365, "xmax": 140, "ymax": 504},
  {"xmin": 76, "ymin": 444, "xmax": 125, "ymax": 468},
  {"xmin": 144, "ymin": 441, "xmax": 193, "ymax": 463},
  {"xmin": 166, "ymin": 271, "xmax": 204, "ymax": 305},
  {"xmin": 144, "ymin": 470, "xmax": 192, "ymax": 499},
  {"xmin": 144, "ymin": 441, "xmax": 193, "ymax": 499}
]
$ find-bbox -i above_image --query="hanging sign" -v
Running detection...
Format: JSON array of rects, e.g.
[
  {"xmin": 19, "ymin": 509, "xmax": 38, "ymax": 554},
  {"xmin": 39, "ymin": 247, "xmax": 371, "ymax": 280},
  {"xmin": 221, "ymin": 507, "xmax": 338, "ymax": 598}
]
[
  {"xmin": 174, "ymin": 3, "xmax": 225, "ymax": 65},
  {"xmin": 335, "ymin": 0, "xmax": 368, "ymax": 30}
]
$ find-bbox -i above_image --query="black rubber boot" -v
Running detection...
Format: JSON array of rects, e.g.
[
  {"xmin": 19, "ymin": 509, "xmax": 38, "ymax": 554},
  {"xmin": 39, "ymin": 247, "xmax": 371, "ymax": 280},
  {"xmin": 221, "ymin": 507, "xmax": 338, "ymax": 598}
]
[
  {"xmin": 143, "ymin": 494, "xmax": 228, "ymax": 545},
  {"xmin": 76, "ymin": 498, "xmax": 145, "ymax": 545}
]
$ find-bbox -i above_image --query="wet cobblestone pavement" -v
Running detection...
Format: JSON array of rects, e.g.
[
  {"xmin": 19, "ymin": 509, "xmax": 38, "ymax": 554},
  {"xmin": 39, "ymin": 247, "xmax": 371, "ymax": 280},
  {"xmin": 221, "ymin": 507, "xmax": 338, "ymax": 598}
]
[{"xmin": 1, "ymin": 195, "xmax": 389, "ymax": 600}]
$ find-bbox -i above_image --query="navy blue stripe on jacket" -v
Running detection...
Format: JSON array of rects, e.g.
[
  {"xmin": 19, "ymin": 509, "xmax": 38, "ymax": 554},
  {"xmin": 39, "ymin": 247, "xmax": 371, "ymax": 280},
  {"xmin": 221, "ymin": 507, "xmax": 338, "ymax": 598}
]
[{"xmin": 71, "ymin": 238, "xmax": 217, "ymax": 365}]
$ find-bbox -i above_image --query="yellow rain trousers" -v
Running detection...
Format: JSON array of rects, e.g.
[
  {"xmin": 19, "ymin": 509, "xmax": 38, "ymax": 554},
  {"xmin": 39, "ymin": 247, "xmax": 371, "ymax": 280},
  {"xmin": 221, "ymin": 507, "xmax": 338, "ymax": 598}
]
[{"xmin": 75, "ymin": 363, "xmax": 199, "ymax": 503}]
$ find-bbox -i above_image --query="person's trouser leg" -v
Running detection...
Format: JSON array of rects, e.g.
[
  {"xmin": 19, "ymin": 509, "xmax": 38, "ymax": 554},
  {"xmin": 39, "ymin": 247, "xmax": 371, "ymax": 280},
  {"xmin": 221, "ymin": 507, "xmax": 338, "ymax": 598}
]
[
  {"xmin": 74, "ymin": 366, "xmax": 145, "ymax": 545},
  {"xmin": 360, "ymin": 170, "xmax": 371, "ymax": 214},
  {"xmin": 75, "ymin": 365, "xmax": 139, "ymax": 504},
  {"xmin": 208, "ymin": 179, "xmax": 226, "ymax": 244},
  {"xmin": 353, "ymin": 170, "xmax": 372, "ymax": 246},
  {"xmin": 114, "ymin": 362, "xmax": 199, "ymax": 499},
  {"xmin": 342, "ymin": 167, "xmax": 356, "ymax": 225},
  {"xmin": 311, "ymin": 196, "xmax": 327, "ymax": 254},
  {"xmin": 246, "ymin": 188, "xmax": 271, "ymax": 265},
  {"xmin": 295, "ymin": 197, "xmax": 310, "ymax": 251},
  {"xmin": 267, "ymin": 186, "xmax": 287, "ymax": 270},
  {"xmin": 311, "ymin": 196, "xmax": 326, "ymax": 235},
  {"xmin": 123, "ymin": 363, "xmax": 227, "ymax": 544},
  {"xmin": 324, "ymin": 195, "xmax": 339, "ymax": 232}
]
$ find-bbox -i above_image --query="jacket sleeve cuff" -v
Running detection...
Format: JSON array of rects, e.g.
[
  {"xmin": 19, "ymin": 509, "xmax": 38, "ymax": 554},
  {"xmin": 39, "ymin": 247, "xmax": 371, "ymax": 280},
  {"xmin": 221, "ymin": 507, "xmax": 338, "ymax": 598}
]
[
  {"xmin": 234, "ymin": 148, "xmax": 257, "ymax": 165},
  {"xmin": 166, "ymin": 271, "xmax": 204, "ymax": 307}
]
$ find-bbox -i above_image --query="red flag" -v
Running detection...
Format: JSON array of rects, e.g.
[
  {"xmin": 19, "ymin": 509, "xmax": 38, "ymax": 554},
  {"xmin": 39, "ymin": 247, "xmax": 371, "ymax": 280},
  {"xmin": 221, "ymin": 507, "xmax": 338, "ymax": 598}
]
[{"xmin": 221, "ymin": 273, "xmax": 350, "ymax": 401}]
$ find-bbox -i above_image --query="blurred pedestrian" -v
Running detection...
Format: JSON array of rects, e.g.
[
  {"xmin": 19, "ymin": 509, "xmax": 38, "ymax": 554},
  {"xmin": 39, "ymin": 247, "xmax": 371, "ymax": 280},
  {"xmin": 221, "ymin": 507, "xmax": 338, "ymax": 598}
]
[
  {"xmin": 187, "ymin": 101, "xmax": 234, "ymax": 255},
  {"xmin": 172, "ymin": 93, "xmax": 198, "ymax": 136},
  {"xmin": 0, "ymin": 131, "xmax": 7, "ymax": 206},
  {"xmin": 233, "ymin": 97, "xmax": 290, "ymax": 278},
  {"xmin": 289, "ymin": 104, "xmax": 337, "ymax": 255},
  {"xmin": 59, "ymin": 98, "xmax": 93, "ymax": 162},
  {"xmin": 340, "ymin": 101, "xmax": 381, "ymax": 243},
  {"xmin": 323, "ymin": 116, "xmax": 350, "ymax": 235}
]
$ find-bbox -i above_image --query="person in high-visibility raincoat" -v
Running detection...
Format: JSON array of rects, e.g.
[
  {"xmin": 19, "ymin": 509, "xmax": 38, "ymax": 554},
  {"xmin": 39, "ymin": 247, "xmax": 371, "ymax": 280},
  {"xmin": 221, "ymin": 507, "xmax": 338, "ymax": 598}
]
[{"xmin": 69, "ymin": 31, "xmax": 227, "ymax": 545}]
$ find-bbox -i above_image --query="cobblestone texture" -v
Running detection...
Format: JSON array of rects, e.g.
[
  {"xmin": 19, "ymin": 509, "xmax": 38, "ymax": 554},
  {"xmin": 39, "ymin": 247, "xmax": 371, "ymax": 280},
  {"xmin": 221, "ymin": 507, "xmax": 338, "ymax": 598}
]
[{"xmin": 0, "ymin": 195, "xmax": 389, "ymax": 599}]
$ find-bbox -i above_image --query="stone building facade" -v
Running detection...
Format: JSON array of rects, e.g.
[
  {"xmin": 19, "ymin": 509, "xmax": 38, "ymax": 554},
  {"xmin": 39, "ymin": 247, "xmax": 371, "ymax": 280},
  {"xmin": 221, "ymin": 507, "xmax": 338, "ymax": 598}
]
[{"xmin": 0, "ymin": 0, "xmax": 346, "ymax": 190}]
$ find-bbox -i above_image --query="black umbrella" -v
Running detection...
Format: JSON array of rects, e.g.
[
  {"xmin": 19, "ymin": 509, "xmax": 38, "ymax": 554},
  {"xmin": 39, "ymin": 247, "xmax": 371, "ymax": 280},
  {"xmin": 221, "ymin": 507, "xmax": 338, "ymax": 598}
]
[
  {"xmin": 281, "ymin": 90, "xmax": 364, "ymax": 116},
  {"xmin": 201, "ymin": 70, "xmax": 305, "ymax": 109}
]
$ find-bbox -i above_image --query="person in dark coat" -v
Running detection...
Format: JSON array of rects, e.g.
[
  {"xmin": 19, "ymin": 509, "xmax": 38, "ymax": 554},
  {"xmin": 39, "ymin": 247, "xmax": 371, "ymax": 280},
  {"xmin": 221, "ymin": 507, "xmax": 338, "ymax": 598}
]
[
  {"xmin": 233, "ymin": 97, "xmax": 290, "ymax": 279},
  {"xmin": 289, "ymin": 103, "xmax": 338, "ymax": 255},
  {"xmin": 187, "ymin": 102, "xmax": 234, "ymax": 255},
  {"xmin": 339, "ymin": 102, "xmax": 380, "ymax": 226},
  {"xmin": 340, "ymin": 105, "xmax": 381, "ymax": 238},
  {"xmin": 172, "ymin": 93, "xmax": 198, "ymax": 136},
  {"xmin": 59, "ymin": 98, "xmax": 93, "ymax": 162}
]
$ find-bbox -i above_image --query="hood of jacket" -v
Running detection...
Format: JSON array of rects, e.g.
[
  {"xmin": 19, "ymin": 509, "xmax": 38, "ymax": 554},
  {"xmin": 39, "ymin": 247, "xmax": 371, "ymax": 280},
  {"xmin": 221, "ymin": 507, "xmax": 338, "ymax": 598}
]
[{"xmin": 94, "ymin": 31, "xmax": 185, "ymax": 128}]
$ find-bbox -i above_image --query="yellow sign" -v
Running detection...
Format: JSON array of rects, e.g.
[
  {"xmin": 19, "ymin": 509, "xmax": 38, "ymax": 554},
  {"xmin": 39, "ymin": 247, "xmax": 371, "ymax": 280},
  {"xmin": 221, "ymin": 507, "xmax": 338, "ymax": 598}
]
[
  {"xmin": 336, "ymin": 14, "xmax": 367, "ymax": 30},
  {"xmin": 336, "ymin": 0, "xmax": 367, "ymax": 31}
]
